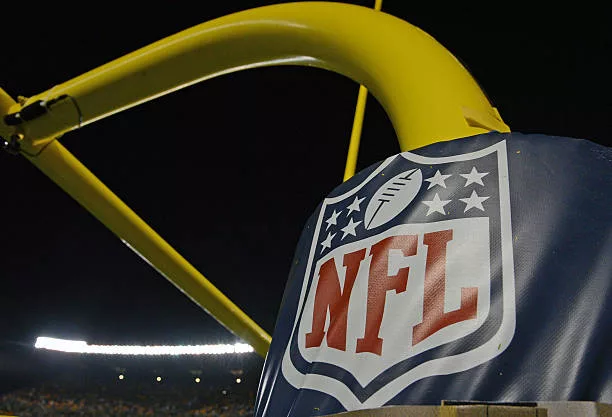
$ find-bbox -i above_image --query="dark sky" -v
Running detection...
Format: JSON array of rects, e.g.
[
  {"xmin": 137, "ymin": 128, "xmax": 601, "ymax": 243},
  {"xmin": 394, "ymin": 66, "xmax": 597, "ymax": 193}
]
[{"xmin": 1, "ymin": 2, "xmax": 610, "ymax": 348}]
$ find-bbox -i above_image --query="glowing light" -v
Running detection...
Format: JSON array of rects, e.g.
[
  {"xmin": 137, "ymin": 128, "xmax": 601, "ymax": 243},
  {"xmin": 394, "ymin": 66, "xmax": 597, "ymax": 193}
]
[
  {"xmin": 222, "ymin": 390, "xmax": 227, "ymax": 395},
  {"xmin": 194, "ymin": 377, "xmax": 201, "ymax": 383},
  {"xmin": 156, "ymin": 376, "xmax": 162, "ymax": 382},
  {"xmin": 236, "ymin": 378, "xmax": 242, "ymax": 384},
  {"xmin": 34, "ymin": 337, "xmax": 254, "ymax": 355},
  {"xmin": 118, "ymin": 374, "xmax": 124, "ymax": 380}
]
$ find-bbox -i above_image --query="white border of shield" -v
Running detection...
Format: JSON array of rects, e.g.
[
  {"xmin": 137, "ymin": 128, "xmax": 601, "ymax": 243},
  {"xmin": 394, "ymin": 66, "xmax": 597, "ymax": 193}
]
[{"xmin": 281, "ymin": 140, "xmax": 516, "ymax": 410}]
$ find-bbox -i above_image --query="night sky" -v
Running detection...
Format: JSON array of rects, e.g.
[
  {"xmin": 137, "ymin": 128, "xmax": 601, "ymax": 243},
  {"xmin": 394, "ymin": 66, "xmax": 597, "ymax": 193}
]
[{"xmin": 1, "ymin": 2, "xmax": 610, "ymax": 350}]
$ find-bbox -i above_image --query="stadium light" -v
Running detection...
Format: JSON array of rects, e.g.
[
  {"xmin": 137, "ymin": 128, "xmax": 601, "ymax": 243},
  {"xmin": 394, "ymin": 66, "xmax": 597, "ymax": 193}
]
[
  {"xmin": 118, "ymin": 374, "xmax": 125, "ymax": 380},
  {"xmin": 236, "ymin": 378, "xmax": 242, "ymax": 384},
  {"xmin": 195, "ymin": 377, "xmax": 201, "ymax": 383},
  {"xmin": 34, "ymin": 337, "xmax": 254, "ymax": 355},
  {"xmin": 156, "ymin": 376, "xmax": 162, "ymax": 382}
]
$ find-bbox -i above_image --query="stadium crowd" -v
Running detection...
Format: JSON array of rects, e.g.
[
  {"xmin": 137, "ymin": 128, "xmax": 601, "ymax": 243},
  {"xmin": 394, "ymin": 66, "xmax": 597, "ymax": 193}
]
[{"xmin": 0, "ymin": 384, "xmax": 254, "ymax": 416}]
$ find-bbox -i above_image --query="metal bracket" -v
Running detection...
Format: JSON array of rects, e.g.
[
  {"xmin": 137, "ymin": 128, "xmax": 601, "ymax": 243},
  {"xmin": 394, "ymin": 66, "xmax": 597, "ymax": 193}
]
[{"xmin": 3, "ymin": 95, "xmax": 82, "ymax": 127}]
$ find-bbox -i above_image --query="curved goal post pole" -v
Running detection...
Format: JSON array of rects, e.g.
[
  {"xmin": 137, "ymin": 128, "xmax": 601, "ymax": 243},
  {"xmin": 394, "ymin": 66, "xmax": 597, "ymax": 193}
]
[{"xmin": 0, "ymin": 2, "xmax": 509, "ymax": 357}]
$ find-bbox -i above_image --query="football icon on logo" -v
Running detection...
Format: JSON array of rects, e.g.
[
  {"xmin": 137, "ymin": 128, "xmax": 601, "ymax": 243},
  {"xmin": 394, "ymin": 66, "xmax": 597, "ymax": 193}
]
[{"xmin": 364, "ymin": 168, "xmax": 422, "ymax": 229}]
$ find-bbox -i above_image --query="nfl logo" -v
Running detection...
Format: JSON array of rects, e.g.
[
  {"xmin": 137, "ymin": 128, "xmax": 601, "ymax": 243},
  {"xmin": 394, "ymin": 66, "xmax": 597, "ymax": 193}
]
[{"xmin": 281, "ymin": 140, "xmax": 516, "ymax": 409}]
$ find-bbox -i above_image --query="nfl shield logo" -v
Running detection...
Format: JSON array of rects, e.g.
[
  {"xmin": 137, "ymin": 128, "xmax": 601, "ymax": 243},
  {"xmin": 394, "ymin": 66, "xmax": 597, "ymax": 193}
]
[{"xmin": 281, "ymin": 140, "xmax": 516, "ymax": 409}]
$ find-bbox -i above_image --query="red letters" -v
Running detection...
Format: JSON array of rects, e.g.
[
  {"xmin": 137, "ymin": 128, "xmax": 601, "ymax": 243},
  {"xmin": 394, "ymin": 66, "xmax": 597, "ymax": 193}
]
[
  {"xmin": 305, "ymin": 248, "xmax": 367, "ymax": 351},
  {"xmin": 356, "ymin": 235, "xmax": 418, "ymax": 355},
  {"xmin": 305, "ymin": 229, "xmax": 479, "ymax": 354},
  {"xmin": 412, "ymin": 230, "xmax": 478, "ymax": 345}
]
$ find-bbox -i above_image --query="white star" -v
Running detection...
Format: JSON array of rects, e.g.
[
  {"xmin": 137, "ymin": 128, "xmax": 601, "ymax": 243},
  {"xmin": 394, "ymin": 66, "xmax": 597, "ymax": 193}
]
[
  {"xmin": 346, "ymin": 196, "xmax": 365, "ymax": 216},
  {"xmin": 324, "ymin": 210, "xmax": 341, "ymax": 230},
  {"xmin": 320, "ymin": 232, "xmax": 336, "ymax": 253},
  {"xmin": 425, "ymin": 170, "xmax": 452, "ymax": 189},
  {"xmin": 460, "ymin": 166, "xmax": 488, "ymax": 187},
  {"xmin": 421, "ymin": 193, "xmax": 452, "ymax": 216},
  {"xmin": 340, "ymin": 217, "xmax": 362, "ymax": 240},
  {"xmin": 459, "ymin": 190, "xmax": 490, "ymax": 212}
]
